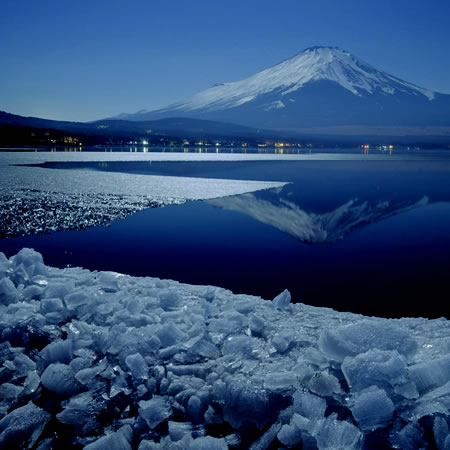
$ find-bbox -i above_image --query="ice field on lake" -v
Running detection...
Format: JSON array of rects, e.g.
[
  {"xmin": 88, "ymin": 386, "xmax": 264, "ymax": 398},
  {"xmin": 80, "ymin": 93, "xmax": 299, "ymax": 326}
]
[
  {"xmin": 0, "ymin": 248, "xmax": 449, "ymax": 449},
  {"xmin": 0, "ymin": 152, "xmax": 287, "ymax": 237}
]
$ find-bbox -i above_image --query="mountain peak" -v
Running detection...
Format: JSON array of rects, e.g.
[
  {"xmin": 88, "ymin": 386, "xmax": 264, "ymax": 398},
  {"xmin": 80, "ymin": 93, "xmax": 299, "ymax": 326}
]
[{"xmin": 302, "ymin": 45, "xmax": 347, "ymax": 53}]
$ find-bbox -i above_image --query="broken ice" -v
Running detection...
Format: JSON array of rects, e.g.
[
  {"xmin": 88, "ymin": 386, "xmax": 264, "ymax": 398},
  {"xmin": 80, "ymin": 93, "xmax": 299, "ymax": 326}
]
[{"xmin": 0, "ymin": 248, "xmax": 448, "ymax": 448}]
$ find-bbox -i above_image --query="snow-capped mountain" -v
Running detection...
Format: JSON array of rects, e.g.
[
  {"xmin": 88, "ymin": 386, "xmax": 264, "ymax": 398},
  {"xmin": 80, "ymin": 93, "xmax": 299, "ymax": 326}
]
[
  {"xmin": 160, "ymin": 46, "xmax": 435, "ymax": 110},
  {"xmin": 117, "ymin": 47, "xmax": 450, "ymax": 129}
]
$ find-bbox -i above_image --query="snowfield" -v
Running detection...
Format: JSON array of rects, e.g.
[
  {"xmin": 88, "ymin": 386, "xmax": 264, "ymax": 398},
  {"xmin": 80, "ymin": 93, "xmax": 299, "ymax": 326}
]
[{"xmin": 0, "ymin": 248, "xmax": 449, "ymax": 449}]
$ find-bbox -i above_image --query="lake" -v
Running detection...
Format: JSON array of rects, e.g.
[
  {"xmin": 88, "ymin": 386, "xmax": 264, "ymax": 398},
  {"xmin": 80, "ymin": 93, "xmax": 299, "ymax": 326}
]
[{"xmin": 2, "ymin": 153, "xmax": 450, "ymax": 319}]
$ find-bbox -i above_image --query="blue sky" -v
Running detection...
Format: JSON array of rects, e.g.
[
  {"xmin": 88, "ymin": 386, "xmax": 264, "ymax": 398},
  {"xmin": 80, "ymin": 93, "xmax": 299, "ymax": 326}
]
[{"xmin": 1, "ymin": 0, "xmax": 450, "ymax": 121}]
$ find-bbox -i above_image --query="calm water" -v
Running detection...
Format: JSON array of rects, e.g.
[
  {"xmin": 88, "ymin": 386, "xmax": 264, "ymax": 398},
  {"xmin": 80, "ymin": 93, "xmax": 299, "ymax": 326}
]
[{"xmin": 2, "ymin": 157, "xmax": 450, "ymax": 318}]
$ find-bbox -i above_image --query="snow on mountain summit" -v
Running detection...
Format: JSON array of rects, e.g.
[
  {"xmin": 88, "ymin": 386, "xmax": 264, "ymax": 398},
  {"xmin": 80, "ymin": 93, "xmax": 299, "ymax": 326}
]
[
  {"xmin": 162, "ymin": 46, "xmax": 436, "ymax": 114},
  {"xmin": 114, "ymin": 46, "xmax": 449, "ymax": 129}
]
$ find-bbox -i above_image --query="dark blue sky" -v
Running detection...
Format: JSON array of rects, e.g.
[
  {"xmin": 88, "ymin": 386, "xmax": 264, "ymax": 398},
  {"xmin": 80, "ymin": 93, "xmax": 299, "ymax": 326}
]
[{"xmin": 1, "ymin": 0, "xmax": 450, "ymax": 122}]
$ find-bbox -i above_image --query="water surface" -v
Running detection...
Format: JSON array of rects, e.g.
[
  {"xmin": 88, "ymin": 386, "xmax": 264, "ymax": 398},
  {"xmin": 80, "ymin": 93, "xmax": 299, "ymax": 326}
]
[{"xmin": 2, "ymin": 157, "xmax": 450, "ymax": 318}]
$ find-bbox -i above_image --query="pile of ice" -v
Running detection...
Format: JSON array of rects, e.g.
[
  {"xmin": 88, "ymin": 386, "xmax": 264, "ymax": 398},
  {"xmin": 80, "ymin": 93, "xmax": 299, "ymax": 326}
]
[
  {"xmin": 0, "ymin": 188, "xmax": 174, "ymax": 238},
  {"xmin": 0, "ymin": 248, "xmax": 449, "ymax": 449}
]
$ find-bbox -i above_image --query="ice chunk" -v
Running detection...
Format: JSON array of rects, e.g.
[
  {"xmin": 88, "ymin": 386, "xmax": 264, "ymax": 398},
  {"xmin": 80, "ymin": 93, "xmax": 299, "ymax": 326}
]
[
  {"xmin": 70, "ymin": 356, "xmax": 92, "ymax": 372},
  {"xmin": 314, "ymin": 414, "xmax": 362, "ymax": 449},
  {"xmin": 11, "ymin": 248, "xmax": 47, "ymax": 281},
  {"xmin": 271, "ymin": 331, "xmax": 293, "ymax": 353},
  {"xmin": 96, "ymin": 271, "xmax": 120, "ymax": 293},
  {"xmin": 139, "ymin": 396, "xmax": 172, "ymax": 428},
  {"xmin": 0, "ymin": 401, "xmax": 51, "ymax": 448},
  {"xmin": 75, "ymin": 359, "xmax": 107, "ymax": 386},
  {"xmin": 126, "ymin": 297, "xmax": 143, "ymax": 315},
  {"xmin": 249, "ymin": 422, "xmax": 282, "ymax": 450},
  {"xmin": 156, "ymin": 322, "xmax": 186, "ymax": 347},
  {"xmin": 291, "ymin": 361, "xmax": 314, "ymax": 383},
  {"xmin": 64, "ymin": 289, "xmax": 90, "ymax": 310},
  {"xmin": 0, "ymin": 277, "xmax": 19, "ymax": 305},
  {"xmin": 0, "ymin": 383, "xmax": 23, "ymax": 400},
  {"xmin": 273, "ymin": 289, "xmax": 291, "ymax": 310},
  {"xmin": 44, "ymin": 281, "xmax": 74, "ymax": 299},
  {"xmin": 209, "ymin": 317, "xmax": 241, "ymax": 338},
  {"xmin": 394, "ymin": 380, "xmax": 419, "ymax": 399},
  {"xmin": 0, "ymin": 251, "xmax": 11, "ymax": 274},
  {"xmin": 249, "ymin": 313, "xmax": 265, "ymax": 335},
  {"xmin": 188, "ymin": 395, "xmax": 204, "ymax": 424},
  {"xmin": 23, "ymin": 284, "xmax": 44, "ymax": 301},
  {"xmin": 12, "ymin": 247, "xmax": 44, "ymax": 268},
  {"xmin": 41, "ymin": 339, "xmax": 72, "ymax": 366},
  {"xmin": 40, "ymin": 363, "xmax": 81, "ymax": 397},
  {"xmin": 319, "ymin": 319, "xmax": 417, "ymax": 362},
  {"xmin": 392, "ymin": 423, "xmax": 424, "ymax": 450},
  {"xmin": 225, "ymin": 433, "xmax": 241, "ymax": 447},
  {"xmin": 218, "ymin": 377, "xmax": 272, "ymax": 429},
  {"xmin": 433, "ymin": 416, "xmax": 449, "ymax": 450},
  {"xmin": 411, "ymin": 381, "xmax": 450, "ymax": 419},
  {"xmin": 184, "ymin": 334, "xmax": 221, "ymax": 360},
  {"xmin": 158, "ymin": 289, "xmax": 182, "ymax": 310},
  {"xmin": 409, "ymin": 354, "xmax": 450, "ymax": 393},
  {"xmin": 110, "ymin": 370, "xmax": 131, "ymax": 398},
  {"xmin": 13, "ymin": 352, "xmax": 36, "ymax": 373},
  {"xmin": 137, "ymin": 441, "xmax": 156, "ymax": 450},
  {"xmin": 341, "ymin": 349, "xmax": 408, "ymax": 393},
  {"xmin": 203, "ymin": 286, "xmax": 217, "ymax": 302},
  {"xmin": 84, "ymin": 425, "xmax": 132, "ymax": 450},
  {"xmin": 190, "ymin": 436, "xmax": 228, "ymax": 450},
  {"xmin": 224, "ymin": 311, "xmax": 248, "ymax": 328},
  {"xmin": 308, "ymin": 370, "xmax": 342, "ymax": 396},
  {"xmin": 277, "ymin": 423, "xmax": 302, "ymax": 448},
  {"xmin": 23, "ymin": 371, "xmax": 40, "ymax": 395},
  {"xmin": 57, "ymin": 391, "xmax": 95, "ymax": 425},
  {"xmin": 40, "ymin": 297, "xmax": 65, "ymax": 314},
  {"xmin": 290, "ymin": 415, "xmax": 313, "ymax": 441},
  {"xmin": 292, "ymin": 391, "xmax": 327, "ymax": 420},
  {"xmin": 264, "ymin": 371, "xmax": 297, "ymax": 392},
  {"xmin": 222, "ymin": 335, "xmax": 258, "ymax": 359},
  {"xmin": 417, "ymin": 380, "xmax": 450, "ymax": 405},
  {"xmin": 350, "ymin": 386, "xmax": 394, "ymax": 430},
  {"xmin": 125, "ymin": 353, "xmax": 148, "ymax": 380},
  {"xmin": 235, "ymin": 299, "xmax": 254, "ymax": 314},
  {"xmin": 168, "ymin": 421, "xmax": 192, "ymax": 441}
]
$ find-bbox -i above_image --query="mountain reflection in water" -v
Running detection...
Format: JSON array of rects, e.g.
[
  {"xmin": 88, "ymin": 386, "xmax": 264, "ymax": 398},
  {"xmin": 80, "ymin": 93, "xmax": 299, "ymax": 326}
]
[{"xmin": 209, "ymin": 186, "xmax": 430, "ymax": 244}]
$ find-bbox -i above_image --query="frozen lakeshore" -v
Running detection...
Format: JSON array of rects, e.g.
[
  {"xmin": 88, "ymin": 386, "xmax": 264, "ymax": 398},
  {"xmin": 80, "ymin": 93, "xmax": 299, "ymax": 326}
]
[
  {"xmin": 0, "ymin": 248, "xmax": 449, "ymax": 449},
  {"xmin": 0, "ymin": 152, "xmax": 288, "ymax": 238}
]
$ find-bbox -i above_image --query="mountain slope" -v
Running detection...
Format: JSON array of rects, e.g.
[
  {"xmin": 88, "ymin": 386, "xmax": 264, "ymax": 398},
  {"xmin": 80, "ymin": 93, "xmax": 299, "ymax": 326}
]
[{"xmin": 118, "ymin": 47, "xmax": 450, "ymax": 129}]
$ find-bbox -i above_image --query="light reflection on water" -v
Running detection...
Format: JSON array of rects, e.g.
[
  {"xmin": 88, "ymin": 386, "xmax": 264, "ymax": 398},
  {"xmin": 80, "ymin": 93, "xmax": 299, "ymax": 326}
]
[{"xmin": 7, "ymin": 145, "xmax": 448, "ymax": 157}]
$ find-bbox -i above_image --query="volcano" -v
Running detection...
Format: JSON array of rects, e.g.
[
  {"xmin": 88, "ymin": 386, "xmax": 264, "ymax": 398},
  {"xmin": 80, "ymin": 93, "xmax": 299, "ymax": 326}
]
[{"xmin": 115, "ymin": 47, "xmax": 450, "ymax": 131}]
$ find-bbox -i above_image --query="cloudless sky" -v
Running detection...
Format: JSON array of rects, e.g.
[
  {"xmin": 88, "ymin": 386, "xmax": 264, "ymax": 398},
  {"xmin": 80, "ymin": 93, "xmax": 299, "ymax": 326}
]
[{"xmin": 1, "ymin": 0, "xmax": 450, "ymax": 122}]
